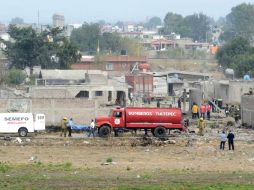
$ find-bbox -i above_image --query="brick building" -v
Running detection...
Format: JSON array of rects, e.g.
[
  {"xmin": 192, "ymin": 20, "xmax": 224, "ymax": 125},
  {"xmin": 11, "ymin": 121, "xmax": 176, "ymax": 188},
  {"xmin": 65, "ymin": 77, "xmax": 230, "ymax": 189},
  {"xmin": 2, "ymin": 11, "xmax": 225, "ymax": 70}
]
[{"xmin": 71, "ymin": 55, "xmax": 147, "ymax": 76}]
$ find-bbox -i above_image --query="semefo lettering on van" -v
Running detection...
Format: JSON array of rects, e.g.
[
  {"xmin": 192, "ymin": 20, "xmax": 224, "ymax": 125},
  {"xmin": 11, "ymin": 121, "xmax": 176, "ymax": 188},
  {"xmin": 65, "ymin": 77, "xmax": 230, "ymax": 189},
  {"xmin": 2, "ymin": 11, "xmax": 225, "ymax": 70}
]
[{"xmin": 4, "ymin": 117, "xmax": 29, "ymax": 121}]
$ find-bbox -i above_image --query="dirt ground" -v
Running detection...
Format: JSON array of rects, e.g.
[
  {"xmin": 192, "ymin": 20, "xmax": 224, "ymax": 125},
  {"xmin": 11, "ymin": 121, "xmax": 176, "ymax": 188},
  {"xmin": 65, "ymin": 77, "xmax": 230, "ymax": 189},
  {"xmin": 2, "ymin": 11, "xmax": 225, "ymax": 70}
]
[{"xmin": 1, "ymin": 125, "xmax": 254, "ymax": 173}]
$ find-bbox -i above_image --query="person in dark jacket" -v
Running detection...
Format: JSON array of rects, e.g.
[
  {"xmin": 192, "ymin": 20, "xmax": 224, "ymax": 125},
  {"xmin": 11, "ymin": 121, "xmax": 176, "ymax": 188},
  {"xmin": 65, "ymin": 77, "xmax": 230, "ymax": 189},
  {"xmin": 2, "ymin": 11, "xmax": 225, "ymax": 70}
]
[
  {"xmin": 177, "ymin": 98, "xmax": 181, "ymax": 108},
  {"xmin": 227, "ymin": 130, "xmax": 235, "ymax": 150}
]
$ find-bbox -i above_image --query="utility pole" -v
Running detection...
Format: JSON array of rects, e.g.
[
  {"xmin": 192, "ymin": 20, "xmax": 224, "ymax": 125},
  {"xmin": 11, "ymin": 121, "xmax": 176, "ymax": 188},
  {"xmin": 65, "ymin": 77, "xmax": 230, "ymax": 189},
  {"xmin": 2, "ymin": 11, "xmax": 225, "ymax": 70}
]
[{"xmin": 37, "ymin": 9, "xmax": 40, "ymax": 32}]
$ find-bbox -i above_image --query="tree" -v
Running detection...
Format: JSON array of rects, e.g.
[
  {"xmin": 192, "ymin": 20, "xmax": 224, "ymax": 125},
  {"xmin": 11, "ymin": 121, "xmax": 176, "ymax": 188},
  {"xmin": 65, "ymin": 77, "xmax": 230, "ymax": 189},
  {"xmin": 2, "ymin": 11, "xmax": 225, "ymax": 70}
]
[
  {"xmin": 184, "ymin": 13, "xmax": 212, "ymax": 42},
  {"xmin": 145, "ymin": 16, "xmax": 162, "ymax": 30},
  {"xmin": 100, "ymin": 32, "xmax": 121, "ymax": 53},
  {"xmin": 70, "ymin": 23, "xmax": 101, "ymax": 54},
  {"xmin": 6, "ymin": 69, "xmax": 26, "ymax": 85},
  {"xmin": 10, "ymin": 17, "xmax": 24, "ymax": 25},
  {"xmin": 162, "ymin": 12, "xmax": 212, "ymax": 41},
  {"xmin": 115, "ymin": 21, "xmax": 124, "ymax": 30},
  {"xmin": 0, "ymin": 25, "xmax": 80, "ymax": 71},
  {"xmin": 216, "ymin": 37, "xmax": 254, "ymax": 77},
  {"xmin": 70, "ymin": 23, "xmax": 142, "ymax": 55},
  {"xmin": 97, "ymin": 20, "xmax": 106, "ymax": 26},
  {"xmin": 216, "ymin": 17, "xmax": 226, "ymax": 27},
  {"xmin": 1, "ymin": 25, "xmax": 42, "ymax": 70},
  {"xmin": 220, "ymin": 3, "xmax": 254, "ymax": 42},
  {"xmin": 56, "ymin": 38, "xmax": 81, "ymax": 69},
  {"xmin": 162, "ymin": 12, "xmax": 184, "ymax": 35},
  {"xmin": 118, "ymin": 37, "xmax": 143, "ymax": 56}
]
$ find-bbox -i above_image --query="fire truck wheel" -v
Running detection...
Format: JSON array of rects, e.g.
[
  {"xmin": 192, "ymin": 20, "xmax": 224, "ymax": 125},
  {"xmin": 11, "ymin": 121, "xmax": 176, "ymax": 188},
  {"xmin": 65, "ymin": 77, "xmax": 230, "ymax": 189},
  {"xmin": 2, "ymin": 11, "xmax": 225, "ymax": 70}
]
[
  {"xmin": 154, "ymin": 126, "xmax": 166, "ymax": 138},
  {"xmin": 151, "ymin": 129, "xmax": 155, "ymax": 136},
  {"xmin": 18, "ymin": 128, "xmax": 28, "ymax": 137},
  {"xmin": 99, "ymin": 125, "xmax": 111, "ymax": 138}
]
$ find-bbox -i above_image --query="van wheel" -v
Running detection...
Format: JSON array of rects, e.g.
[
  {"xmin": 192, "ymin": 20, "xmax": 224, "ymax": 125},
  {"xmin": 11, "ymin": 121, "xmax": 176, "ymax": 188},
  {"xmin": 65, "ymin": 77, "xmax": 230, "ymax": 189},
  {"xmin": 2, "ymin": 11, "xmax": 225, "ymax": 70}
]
[
  {"xmin": 99, "ymin": 126, "xmax": 111, "ymax": 138},
  {"xmin": 19, "ymin": 128, "xmax": 28, "ymax": 137},
  {"xmin": 154, "ymin": 126, "xmax": 166, "ymax": 138}
]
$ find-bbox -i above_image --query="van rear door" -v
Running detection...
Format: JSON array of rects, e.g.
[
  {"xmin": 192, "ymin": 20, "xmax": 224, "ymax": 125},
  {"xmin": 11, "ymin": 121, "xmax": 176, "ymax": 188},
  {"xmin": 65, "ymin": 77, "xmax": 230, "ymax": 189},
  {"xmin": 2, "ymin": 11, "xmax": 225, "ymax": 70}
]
[{"xmin": 34, "ymin": 114, "xmax": 46, "ymax": 131}]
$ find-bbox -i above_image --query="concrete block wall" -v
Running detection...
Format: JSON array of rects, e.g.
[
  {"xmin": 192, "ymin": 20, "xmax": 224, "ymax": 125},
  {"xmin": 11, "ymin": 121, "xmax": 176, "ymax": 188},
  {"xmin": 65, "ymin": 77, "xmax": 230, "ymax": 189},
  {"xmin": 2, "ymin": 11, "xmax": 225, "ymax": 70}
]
[
  {"xmin": 213, "ymin": 80, "xmax": 254, "ymax": 104},
  {"xmin": 241, "ymin": 95, "xmax": 254, "ymax": 128},
  {"xmin": 0, "ymin": 98, "xmax": 111, "ymax": 127},
  {"xmin": 229, "ymin": 82, "xmax": 254, "ymax": 104},
  {"xmin": 31, "ymin": 88, "xmax": 72, "ymax": 98}
]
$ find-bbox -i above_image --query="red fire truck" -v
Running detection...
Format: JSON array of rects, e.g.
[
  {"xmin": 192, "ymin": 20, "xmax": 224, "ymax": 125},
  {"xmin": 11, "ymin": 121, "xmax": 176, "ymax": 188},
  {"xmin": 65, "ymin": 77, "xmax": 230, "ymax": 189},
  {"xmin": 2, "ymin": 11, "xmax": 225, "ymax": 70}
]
[{"xmin": 96, "ymin": 107, "xmax": 184, "ymax": 137}]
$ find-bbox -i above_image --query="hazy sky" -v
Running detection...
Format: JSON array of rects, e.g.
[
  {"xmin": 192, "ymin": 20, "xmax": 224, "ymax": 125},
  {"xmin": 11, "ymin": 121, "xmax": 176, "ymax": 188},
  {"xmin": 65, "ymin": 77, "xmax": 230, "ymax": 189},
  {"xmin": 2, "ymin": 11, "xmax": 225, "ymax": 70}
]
[{"xmin": 0, "ymin": 0, "xmax": 254, "ymax": 24}]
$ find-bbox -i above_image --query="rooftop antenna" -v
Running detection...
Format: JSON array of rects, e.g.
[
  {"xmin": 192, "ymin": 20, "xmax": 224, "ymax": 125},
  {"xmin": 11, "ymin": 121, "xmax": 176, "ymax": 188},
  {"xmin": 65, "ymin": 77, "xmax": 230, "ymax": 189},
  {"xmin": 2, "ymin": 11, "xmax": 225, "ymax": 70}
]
[{"xmin": 37, "ymin": 9, "xmax": 40, "ymax": 32}]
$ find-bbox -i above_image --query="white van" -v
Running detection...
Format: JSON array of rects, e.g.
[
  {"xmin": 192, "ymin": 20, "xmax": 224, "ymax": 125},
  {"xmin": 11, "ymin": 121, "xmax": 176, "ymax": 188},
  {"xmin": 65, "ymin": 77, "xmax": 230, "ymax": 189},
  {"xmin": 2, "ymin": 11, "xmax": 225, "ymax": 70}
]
[{"xmin": 0, "ymin": 113, "xmax": 45, "ymax": 137}]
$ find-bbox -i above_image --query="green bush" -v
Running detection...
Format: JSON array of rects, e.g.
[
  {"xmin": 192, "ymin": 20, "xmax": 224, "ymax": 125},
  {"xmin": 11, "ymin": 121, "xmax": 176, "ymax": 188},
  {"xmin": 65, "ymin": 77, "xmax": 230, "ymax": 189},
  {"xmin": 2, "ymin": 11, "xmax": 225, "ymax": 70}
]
[
  {"xmin": 47, "ymin": 162, "xmax": 72, "ymax": 171},
  {"xmin": 6, "ymin": 69, "xmax": 26, "ymax": 85},
  {"xmin": 0, "ymin": 162, "xmax": 11, "ymax": 173},
  {"xmin": 106, "ymin": 157, "xmax": 113, "ymax": 163}
]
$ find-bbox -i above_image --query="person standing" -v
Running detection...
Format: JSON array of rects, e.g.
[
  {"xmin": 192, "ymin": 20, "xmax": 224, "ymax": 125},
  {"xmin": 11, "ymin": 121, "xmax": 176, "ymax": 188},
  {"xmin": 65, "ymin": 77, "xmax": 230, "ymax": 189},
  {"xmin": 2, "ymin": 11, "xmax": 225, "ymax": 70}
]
[
  {"xmin": 225, "ymin": 104, "xmax": 229, "ymax": 117},
  {"xmin": 206, "ymin": 103, "xmax": 211, "ymax": 120},
  {"xmin": 234, "ymin": 106, "xmax": 240, "ymax": 124},
  {"xmin": 219, "ymin": 131, "xmax": 227, "ymax": 150},
  {"xmin": 227, "ymin": 130, "xmax": 235, "ymax": 150},
  {"xmin": 60, "ymin": 117, "xmax": 68, "ymax": 137},
  {"xmin": 200, "ymin": 103, "xmax": 206, "ymax": 119},
  {"xmin": 157, "ymin": 100, "xmax": 160, "ymax": 108},
  {"xmin": 177, "ymin": 98, "xmax": 181, "ymax": 109},
  {"xmin": 197, "ymin": 117, "xmax": 206, "ymax": 136},
  {"xmin": 88, "ymin": 119, "xmax": 95, "ymax": 138},
  {"xmin": 191, "ymin": 103, "xmax": 199, "ymax": 119},
  {"xmin": 67, "ymin": 118, "xmax": 73, "ymax": 137},
  {"xmin": 211, "ymin": 98, "xmax": 215, "ymax": 112}
]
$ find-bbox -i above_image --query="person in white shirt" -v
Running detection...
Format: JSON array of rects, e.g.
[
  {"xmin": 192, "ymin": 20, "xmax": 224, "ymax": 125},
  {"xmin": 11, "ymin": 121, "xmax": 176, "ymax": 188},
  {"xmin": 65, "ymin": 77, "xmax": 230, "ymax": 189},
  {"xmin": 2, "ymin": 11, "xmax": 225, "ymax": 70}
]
[
  {"xmin": 220, "ymin": 131, "xmax": 227, "ymax": 150},
  {"xmin": 88, "ymin": 119, "xmax": 95, "ymax": 137},
  {"xmin": 67, "ymin": 118, "xmax": 73, "ymax": 137}
]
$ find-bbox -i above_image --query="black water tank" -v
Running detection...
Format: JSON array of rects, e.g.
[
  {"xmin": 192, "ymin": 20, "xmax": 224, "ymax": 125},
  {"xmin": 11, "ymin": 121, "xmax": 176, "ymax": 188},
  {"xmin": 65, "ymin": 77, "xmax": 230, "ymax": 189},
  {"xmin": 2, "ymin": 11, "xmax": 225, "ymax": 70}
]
[{"xmin": 120, "ymin": 49, "xmax": 127, "ymax": 55}]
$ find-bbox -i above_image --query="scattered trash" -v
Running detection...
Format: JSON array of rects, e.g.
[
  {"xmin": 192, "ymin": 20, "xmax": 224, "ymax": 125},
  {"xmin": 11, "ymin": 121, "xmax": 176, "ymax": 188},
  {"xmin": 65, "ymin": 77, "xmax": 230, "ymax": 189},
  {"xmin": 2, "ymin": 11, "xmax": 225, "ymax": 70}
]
[
  {"xmin": 248, "ymin": 158, "xmax": 254, "ymax": 162},
  {"xmin": 140, "ymin": 136, "xmax": 153, "ymax": 146},
  {"xmin": 136, "ymin": 175, "xmax": 141, "ymax": 178},
  {"xmin": 4, "ymin": 136, "xmax": 11, "ymax": 141},
  {"xmin": 15, "ymin": 137, "xmax": 22, "ymax": 144},
  {"xmin": 29, "ymin": 156, "xmax": 37, "ymax": 161},
  {"xmin": 101, "ymin": 161, "xmax": 117, "ymax": 165},
  {"xmin": 163, "ymin": 140, "xmax": 176, "ymax": 144},
  {"xmin": 101, "ymin": 162, "xmax": 110, "ymax": 165},
  {"xmin": 26, "ymin": 138, "xmax": 31, "ymax": 142},
  {"xmin": 83, "ymin": 141, "xmax": 90, "ymax": 144}
]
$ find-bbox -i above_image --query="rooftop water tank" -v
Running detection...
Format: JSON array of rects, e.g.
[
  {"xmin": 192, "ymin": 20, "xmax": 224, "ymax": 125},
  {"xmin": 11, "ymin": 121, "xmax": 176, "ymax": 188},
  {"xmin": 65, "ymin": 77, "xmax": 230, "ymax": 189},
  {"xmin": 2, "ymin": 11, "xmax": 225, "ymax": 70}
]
[
  {"xmin": 243, "ymin": 74, "xmax": 250, "ymax": 81},
  {"xmin": 138, "ymin": 63, "xmax": 150, "ymax": 71},
  {"xmin": 225, "ymin": 68, "xmax": 234, "ymax": 80}
]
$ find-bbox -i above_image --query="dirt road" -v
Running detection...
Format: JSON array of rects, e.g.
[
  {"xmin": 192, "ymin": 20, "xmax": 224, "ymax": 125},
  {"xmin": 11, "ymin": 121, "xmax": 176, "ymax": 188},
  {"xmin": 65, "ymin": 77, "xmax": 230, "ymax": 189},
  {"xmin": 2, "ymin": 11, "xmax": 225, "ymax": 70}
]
[{"xmin": 1, "ymin": 128, "xmax": 254, "ymax": 172}]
